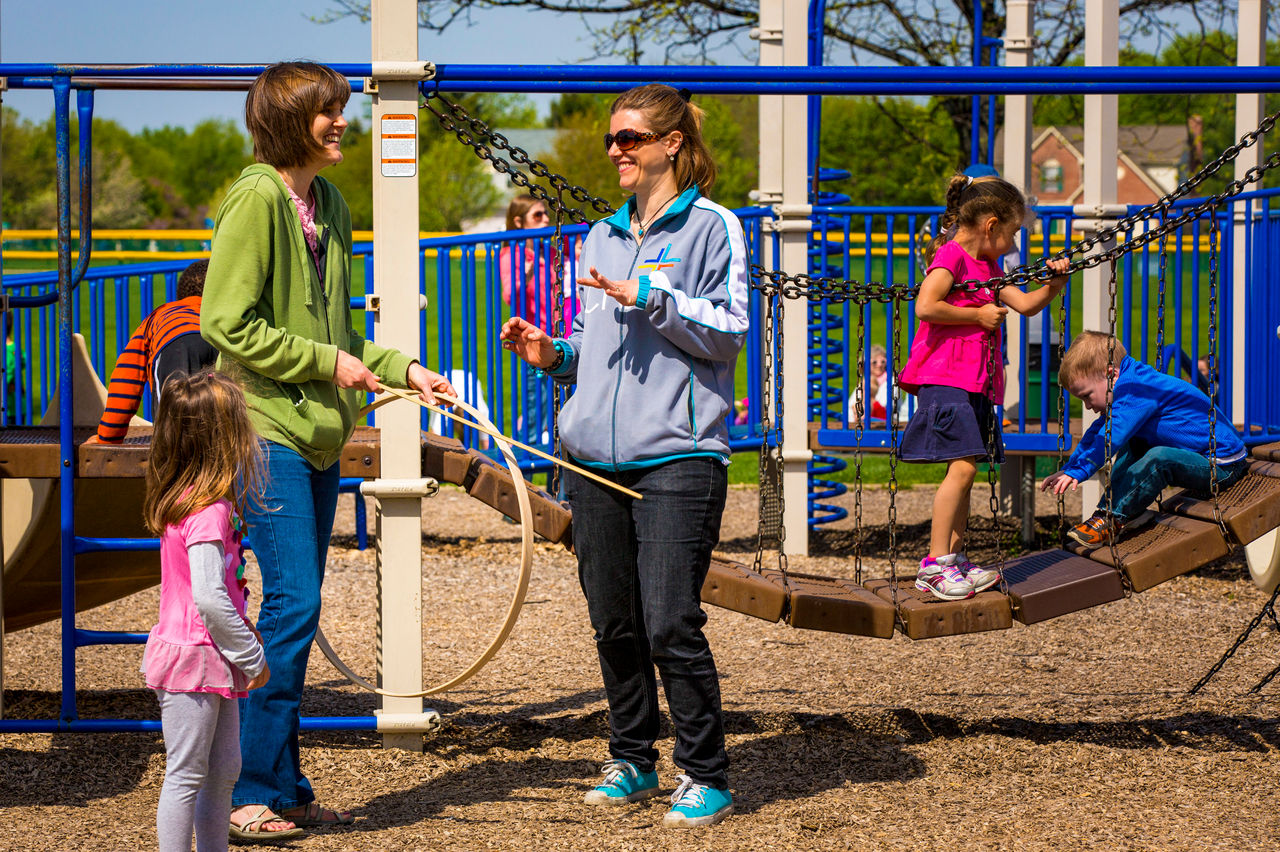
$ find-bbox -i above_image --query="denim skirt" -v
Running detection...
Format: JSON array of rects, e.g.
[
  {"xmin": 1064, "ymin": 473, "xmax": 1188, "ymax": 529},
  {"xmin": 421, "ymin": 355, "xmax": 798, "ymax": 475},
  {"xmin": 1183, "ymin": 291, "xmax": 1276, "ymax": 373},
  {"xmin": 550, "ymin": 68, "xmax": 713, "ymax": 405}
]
[{"xmin": 897, "ymin": 384, "xmax": 1004, "ymax": 464}]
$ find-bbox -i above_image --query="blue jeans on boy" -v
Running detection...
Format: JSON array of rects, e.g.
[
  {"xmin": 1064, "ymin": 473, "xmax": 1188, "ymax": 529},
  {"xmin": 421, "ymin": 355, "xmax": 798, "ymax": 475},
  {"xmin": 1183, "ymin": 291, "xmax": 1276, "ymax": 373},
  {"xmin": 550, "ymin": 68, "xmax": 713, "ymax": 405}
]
[
  {"xmin": 1106, "ymin": 438, "xmax": 1249, "ymax": 524},
  {"xmin": 563, "ymin": 458, "xmax": 730, "ymax": 790},
  {"xmin": 232, "ymin": 441, "xmax": 340, "ymax": 812}
]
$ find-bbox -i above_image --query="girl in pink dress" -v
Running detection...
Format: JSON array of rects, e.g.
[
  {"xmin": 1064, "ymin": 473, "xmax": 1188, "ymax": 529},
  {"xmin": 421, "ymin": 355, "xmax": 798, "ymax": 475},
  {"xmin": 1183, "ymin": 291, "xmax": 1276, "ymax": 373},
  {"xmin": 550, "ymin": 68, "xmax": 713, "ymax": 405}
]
[
  {"xmin": 140, "ymin": 372, "xmax": 284, "ymax": 850},
  {"xmin": 897, "ymin": 173, "xmax": 1069, "ymax": 601}
]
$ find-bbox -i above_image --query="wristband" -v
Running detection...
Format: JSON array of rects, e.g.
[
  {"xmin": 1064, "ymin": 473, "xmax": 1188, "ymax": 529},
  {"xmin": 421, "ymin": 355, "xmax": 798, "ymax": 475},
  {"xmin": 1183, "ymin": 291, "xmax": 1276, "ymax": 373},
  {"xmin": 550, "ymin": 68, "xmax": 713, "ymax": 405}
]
[{"xmin": 546, "ymin": 342, "xmax": 566, "ymax": 372}]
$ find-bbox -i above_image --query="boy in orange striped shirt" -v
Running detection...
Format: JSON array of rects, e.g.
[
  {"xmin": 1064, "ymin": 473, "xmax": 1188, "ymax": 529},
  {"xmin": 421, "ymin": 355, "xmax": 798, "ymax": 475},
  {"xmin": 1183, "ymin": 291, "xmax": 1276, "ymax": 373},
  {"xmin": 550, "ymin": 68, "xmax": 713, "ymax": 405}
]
[{"xmin": 97, "ymin": 260, "xmax": 217, "ymax": 443}]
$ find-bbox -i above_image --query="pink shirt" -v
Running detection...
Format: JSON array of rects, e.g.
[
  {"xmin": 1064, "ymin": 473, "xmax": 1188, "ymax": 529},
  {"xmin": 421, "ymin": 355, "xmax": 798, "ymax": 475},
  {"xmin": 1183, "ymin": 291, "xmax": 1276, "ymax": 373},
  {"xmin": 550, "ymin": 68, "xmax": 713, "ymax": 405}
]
[
  {"xmin": 142, "ymin": 499, "xmax": 251, "ymax": 698},
  {"xmin": 898, "ymin": 240, "xmax": 1005, "ymax": 403}
]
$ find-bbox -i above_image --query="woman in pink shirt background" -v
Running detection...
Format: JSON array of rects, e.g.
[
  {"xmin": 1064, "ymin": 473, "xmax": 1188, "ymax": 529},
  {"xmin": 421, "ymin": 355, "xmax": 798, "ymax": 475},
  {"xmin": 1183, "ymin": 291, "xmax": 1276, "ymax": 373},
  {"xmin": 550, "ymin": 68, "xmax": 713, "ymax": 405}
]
[{"xmin": 897, "ymin": 173, "xmax": 1069, "ymax": 602}]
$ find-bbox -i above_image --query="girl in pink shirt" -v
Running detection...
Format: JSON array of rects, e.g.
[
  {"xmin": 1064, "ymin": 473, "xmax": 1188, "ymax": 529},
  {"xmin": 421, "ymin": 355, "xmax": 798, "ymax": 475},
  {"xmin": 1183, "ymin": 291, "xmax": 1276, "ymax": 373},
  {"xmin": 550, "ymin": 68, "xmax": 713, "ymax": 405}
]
[
  {"xmin": 897, "ymin": 173, "xmax": 1069, "ymax": 601},
  {"xmin": 140, "ymin": 372, "xmax": 287, "ymax": 850}
]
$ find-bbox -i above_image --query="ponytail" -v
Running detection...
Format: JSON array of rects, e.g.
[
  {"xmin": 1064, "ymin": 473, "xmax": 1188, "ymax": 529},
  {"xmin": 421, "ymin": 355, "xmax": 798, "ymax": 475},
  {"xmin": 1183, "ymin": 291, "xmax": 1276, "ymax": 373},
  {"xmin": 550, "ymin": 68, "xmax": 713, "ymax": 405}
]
[
  {"xmin": 611, "ymin": 84, "xmax": 717, "ymax": 195},
  {"xmin": 922, "ymin": 173, "xmax": 1026, "ymax": 265}
]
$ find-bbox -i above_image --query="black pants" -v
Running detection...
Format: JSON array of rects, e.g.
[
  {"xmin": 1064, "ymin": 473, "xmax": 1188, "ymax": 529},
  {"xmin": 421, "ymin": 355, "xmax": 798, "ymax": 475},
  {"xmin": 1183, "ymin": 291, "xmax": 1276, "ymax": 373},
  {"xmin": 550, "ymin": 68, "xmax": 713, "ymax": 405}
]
[
  {"xmin": 151, "ymin": 332, "xmax": 218, "ymax": 412},
  {"xmin": 564, "ymin": 457, "xmax": 730, "ymax": 789}
]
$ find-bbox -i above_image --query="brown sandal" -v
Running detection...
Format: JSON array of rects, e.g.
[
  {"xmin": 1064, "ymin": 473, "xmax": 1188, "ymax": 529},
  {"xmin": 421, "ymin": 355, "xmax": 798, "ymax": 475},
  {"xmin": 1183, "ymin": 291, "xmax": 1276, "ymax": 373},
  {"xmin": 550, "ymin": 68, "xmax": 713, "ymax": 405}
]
[
  {"xmin": 280, "ymin": 802, "xmax": 354, "ymax": 827},
  {"xmin": 228, "ymin": 805, "xmax": 304, "ymax": 843}
]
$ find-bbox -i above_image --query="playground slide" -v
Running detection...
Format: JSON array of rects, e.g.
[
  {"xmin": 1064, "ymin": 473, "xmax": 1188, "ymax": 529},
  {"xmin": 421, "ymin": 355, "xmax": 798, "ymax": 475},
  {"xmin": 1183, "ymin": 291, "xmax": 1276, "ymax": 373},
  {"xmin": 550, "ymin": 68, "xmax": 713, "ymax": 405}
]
[{"xmin": 2, "ymin": 334, "xmax": 158, "ymax": 633}]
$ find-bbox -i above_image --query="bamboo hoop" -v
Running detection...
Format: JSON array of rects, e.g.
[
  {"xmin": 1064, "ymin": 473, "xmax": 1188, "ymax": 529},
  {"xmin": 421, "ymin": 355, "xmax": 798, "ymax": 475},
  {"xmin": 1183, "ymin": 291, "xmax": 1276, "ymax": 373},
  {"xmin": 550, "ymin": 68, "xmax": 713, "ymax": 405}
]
[
  {"xmin": 371, "ymin": 382, "xmax": 641, "ymax": 500},
  {"xmin": 313, "ymin": 392, "xmax": 534, "ymax": 697}
]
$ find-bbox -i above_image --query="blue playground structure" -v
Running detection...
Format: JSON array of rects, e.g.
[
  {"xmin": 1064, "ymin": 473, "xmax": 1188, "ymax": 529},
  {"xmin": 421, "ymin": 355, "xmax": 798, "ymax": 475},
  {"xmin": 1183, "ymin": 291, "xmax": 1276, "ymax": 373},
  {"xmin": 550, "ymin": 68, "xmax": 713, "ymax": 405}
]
[{"xmin": 2, "ymin": 26, "xmax": 1280, "ymax": 734}]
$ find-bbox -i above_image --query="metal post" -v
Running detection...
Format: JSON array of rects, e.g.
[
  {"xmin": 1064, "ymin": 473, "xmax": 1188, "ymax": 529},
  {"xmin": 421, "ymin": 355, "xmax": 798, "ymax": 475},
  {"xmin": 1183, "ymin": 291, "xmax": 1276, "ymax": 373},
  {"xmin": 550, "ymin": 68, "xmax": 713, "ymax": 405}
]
[
  {"xmin": 1234, "ymin": 0, "xmax": 1266, "ymax": 425},
  {"xmin": 778, "ymin": 0, "xmax": 812, "ymax": 556},
  {"xmin": 1000, "ymin": 0, "xmax": 1035, "ymax": 529},
  {"xmin": 1079, "ymin": 0, "xmax": 1118, "ymax": 518},
  {"xmin": 371, "ymin": 0, "xmax": 429, "ymax": 751}
]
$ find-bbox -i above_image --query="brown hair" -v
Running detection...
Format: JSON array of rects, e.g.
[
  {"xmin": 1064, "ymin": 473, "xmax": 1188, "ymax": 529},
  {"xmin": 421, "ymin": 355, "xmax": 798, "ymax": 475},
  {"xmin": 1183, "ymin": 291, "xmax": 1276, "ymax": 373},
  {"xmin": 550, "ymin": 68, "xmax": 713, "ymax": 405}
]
[
  {"xmin": 923, "ymin": 173, "xmax": 1027, "ymax": 264},
  {"xmin": 505, "ymin": 194, "xmax": 542, "ymax": 230},
  {"xmin": 144, "ymin": 372, "xmax": 264, "ymax": 535},
  {"xmin": 176, "ymin": 259, "xmax": 208, "ymax": 300},
  {"xmin": 610, "ymin": 84, "xmax": 716, "ymax": 195},
  {"xmin": 1059, "ymin": 331, "xmax": 1128, "ymax": 387},
  {"xmin": 245, "ymin": 61, "xmax": 350, "ymax": 169}
]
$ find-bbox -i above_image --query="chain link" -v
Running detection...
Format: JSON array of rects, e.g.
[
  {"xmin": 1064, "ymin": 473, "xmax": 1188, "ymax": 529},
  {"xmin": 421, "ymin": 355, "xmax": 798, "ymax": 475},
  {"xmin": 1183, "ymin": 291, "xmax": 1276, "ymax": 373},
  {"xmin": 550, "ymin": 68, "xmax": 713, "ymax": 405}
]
[
  {"xmin": 421, "ymin": 90, "xmax": 615, "ymax": 223},
  {"xmin": 985, "ymin": 295, "xmax": 1008, "ymax": 595}
]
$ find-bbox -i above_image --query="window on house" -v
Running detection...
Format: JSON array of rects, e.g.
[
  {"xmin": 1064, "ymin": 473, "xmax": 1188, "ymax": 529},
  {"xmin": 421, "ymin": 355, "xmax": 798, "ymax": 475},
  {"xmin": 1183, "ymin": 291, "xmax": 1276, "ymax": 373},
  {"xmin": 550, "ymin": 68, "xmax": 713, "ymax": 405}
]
[{"xmin": 1040, "ymin": 159, "xmax": 1063, "ymax": 194}]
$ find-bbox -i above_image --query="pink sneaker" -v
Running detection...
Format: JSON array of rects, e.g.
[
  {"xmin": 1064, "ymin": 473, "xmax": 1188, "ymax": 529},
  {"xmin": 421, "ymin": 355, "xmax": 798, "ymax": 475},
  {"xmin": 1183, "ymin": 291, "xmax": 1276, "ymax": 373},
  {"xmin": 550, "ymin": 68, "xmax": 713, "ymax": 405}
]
[
  {"xmin": 953, "ymin": 553, "xmax": 1001, "ymax": 593},
  {"xmin": 914, "ymin": 555, "xmax": 975, "ymax": 601}
]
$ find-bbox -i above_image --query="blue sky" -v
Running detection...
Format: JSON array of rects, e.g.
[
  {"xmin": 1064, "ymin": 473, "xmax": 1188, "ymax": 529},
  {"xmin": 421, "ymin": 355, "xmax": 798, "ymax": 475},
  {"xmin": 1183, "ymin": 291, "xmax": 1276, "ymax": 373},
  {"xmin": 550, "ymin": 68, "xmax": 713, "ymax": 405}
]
[{"xmin": 0, "ymin": 0, "xmax": 643, "ymax": 131}]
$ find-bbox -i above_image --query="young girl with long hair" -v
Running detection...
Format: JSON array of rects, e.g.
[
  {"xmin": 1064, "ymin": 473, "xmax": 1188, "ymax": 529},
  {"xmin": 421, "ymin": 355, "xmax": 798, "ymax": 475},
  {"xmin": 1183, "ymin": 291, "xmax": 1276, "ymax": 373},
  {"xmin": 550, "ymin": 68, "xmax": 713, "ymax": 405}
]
[
  {"xmin": 897, "ymin": 173, "xmax": 1069, "ymax": 600},
  {"xmin": 140, "ymin": 372, "xmax": 285, "ymax": 850}
]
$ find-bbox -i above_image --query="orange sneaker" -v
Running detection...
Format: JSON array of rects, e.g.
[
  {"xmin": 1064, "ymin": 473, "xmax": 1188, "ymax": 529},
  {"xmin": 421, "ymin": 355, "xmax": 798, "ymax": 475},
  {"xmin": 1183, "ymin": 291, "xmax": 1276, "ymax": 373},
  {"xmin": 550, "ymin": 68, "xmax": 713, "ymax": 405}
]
[{"xmin": 1067, "ymin": 512, "xmax": 1122, "ymax": 547}]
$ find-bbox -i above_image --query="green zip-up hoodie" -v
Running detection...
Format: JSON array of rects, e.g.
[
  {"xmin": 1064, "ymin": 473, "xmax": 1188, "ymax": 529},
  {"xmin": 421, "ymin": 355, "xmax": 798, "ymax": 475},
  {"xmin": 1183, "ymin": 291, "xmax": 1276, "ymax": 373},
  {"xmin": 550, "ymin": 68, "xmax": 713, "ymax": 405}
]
[{"xmin": 202, "ymin": 163, "xmax": 414, "ymax": 470}]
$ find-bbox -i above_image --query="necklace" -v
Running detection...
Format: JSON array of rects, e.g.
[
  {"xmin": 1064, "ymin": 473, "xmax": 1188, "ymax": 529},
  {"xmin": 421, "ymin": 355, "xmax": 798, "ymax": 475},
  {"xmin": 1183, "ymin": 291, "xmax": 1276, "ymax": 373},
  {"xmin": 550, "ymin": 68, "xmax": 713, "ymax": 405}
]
[{"xmin": 634, "ymin": 192, "xmax": 679, "ymax": 237}]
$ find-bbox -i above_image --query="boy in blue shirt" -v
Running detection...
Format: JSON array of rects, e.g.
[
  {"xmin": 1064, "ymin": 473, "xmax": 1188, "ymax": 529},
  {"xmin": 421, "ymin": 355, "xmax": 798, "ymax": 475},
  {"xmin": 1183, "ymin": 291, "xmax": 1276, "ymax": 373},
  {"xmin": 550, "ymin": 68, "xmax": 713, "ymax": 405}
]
[{"xmin": 1043, "ymin": 331, "xmax": 1249, "ymax": 546}]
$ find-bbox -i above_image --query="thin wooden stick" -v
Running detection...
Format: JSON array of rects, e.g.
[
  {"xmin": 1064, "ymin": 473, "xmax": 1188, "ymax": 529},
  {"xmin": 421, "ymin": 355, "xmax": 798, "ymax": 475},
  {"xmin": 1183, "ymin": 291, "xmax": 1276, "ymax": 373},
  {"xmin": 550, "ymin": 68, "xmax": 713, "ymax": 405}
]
[{"xmin": 373, "ymin": 383, "xmax": 642, "ymax": 500}]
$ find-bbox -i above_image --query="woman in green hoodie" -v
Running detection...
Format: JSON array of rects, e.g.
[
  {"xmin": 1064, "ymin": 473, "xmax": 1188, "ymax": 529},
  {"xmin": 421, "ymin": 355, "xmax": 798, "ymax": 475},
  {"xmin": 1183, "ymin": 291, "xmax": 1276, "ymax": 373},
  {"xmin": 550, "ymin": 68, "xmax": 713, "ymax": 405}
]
[{"xmin": 202, "ymin": 62, "xmax": 453, "ymax": 841}]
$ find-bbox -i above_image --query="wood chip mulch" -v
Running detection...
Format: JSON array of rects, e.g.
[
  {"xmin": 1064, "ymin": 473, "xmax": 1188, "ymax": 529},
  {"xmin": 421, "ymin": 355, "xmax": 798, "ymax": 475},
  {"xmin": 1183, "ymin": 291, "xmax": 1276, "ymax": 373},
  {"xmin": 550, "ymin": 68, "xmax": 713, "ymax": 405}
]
[{"xmin": 2, "ymin": 483, "xmax": 1278, "ymax": 851}]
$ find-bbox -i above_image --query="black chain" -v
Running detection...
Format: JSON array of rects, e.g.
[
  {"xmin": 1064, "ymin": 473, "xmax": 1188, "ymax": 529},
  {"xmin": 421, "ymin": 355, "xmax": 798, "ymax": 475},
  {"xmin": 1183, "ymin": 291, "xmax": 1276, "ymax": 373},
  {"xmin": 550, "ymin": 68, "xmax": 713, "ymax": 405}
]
[
  {"xmin": 550, "ymin": 186, "xmax": 567, "ymax": 496},
  {"xmin": 1206, "ymin": 203, "xmax": 1226, "ymax": 536},
  {"xmin": 1055, "ymin": 263, "xmax": 1069, "ymax": 543},
  {"xmin": 1189, "ymin": 580, "xmax": 1280, "ymax": 695},
  {"xmin": 1154, "ymin": 209, "xmax": 1169, "ymax": 372},
  {"xmin": 852, "ymin": 299, "xmax": 867, "ymax": 586},
  {"xmin": 751, "ymin": 289, "xmax": 789, "ymax": 586},
  {"xmin": 751, "ymin": 109, "xmax": 1280, "ymax": 303},
  {"xmin": 984, "ymin": 297, "xmax": 1008, "ymax": 595},
  {"xmin": 887, "ymin": 295, "xmax": 904, "ymax": 617},
  {"xmin": 1102, "ymin": 256, "xmax": 1130, "ymax": 594},
  {"xmin": 421, "ymin": 90, "xmax": 614, "ymax": 223}
]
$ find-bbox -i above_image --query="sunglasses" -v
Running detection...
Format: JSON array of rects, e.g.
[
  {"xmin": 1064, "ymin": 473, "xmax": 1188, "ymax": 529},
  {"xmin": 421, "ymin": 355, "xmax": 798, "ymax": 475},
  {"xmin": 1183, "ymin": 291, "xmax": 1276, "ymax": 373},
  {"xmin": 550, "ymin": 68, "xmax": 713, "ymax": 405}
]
[
  {"xmin": 603, "ymin": 128, "xmax": 661, "ymax": 153},
  {"xmin": 527, "ymin": 210, "xmax": 550, "ymax": 221}
]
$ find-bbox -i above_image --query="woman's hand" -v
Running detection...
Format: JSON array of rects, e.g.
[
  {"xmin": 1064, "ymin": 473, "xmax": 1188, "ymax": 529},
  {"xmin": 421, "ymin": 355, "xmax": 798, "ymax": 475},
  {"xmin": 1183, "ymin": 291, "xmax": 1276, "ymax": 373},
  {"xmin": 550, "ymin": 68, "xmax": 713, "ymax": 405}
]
[
  {"xmin": 579, "ymin": 266, "xmax": 639, "ymax": 307},
  {"xmin": 333, "ymin": 349, "xmax": 378, "ymax": 391},
  {"xmin": 406, "ymin": 362, "xmax": 455, "ymax": 406},
  {"xmin": 500, "ymin": 316, "xmax": 558, "ymax": 368},
  {"xmin": 976, "ymin": 302, "xmax": 1009, "ymax": 331},
  {"xmin": 247, "ymin": 662, "xmax": 270, "ymax": 691}
]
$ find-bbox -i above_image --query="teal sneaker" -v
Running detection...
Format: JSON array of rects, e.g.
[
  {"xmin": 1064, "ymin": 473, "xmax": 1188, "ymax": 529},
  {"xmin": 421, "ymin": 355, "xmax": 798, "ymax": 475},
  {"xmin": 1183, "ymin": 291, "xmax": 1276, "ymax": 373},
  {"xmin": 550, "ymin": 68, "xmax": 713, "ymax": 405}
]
[
  {"xmin": 583, "ymin": 759, "xmax": 660, "ymax": 806},
  {"xmin": 662, "ymin": 774, "xmax": 733, "ymax": 828}
]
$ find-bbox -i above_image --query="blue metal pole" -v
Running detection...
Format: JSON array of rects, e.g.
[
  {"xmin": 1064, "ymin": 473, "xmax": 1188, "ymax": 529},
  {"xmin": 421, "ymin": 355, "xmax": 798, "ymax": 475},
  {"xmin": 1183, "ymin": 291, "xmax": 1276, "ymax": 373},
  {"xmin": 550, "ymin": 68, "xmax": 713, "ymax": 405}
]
[
  {"xmin": 53, "ymin": 75, "xmax": 78, "ymax": 724},
  {"xmin": 971, "ymin": 0, "xmax": 983, "ymax": 164}
]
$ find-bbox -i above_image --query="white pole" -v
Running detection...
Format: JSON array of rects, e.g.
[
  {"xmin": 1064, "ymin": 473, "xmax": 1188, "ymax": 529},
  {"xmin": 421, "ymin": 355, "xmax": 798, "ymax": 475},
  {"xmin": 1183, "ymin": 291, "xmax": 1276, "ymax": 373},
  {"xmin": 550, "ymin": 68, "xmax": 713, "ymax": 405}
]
[
  {"xmin": 1000, "ymin": 0, "xmax": 1035, "ymax": 533},
  {"xmin": 779, "ymin": 0, "xmax": 812, "ymax": 556},
  {"xmin": 1079, "ymin": 0, "xmax": 1119, "ymax": 518},
  {"xmin": 370, "ymin": 0, "xmax": 429, "ymax": 751},
  {"xmin": 1233, "ymin": 0, "xmax": 1266, "ymax": 426}
]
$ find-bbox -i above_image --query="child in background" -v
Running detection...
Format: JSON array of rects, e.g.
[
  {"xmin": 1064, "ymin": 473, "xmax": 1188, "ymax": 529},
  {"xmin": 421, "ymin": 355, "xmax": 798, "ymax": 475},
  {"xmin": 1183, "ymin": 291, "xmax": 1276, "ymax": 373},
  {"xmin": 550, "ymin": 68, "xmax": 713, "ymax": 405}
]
[
  {"xmin": 98, "ymin": 259, "xmax": 217, "ymax": 442},
  {"xmin": 140, "ymin": 372, "xmax": 290, "ymax": 850},
  {"xmin": 1043, "ymin": 331, "xmax": 1247, "ymax": 545},
  {"xmin": 897, "ymin": 173, "xmax": 1069, "ymax": 601}
]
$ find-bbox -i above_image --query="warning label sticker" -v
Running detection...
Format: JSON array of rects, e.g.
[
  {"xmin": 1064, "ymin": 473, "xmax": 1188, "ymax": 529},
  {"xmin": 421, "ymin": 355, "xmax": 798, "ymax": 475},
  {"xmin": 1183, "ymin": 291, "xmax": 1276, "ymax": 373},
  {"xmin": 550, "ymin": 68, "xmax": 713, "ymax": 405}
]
[{"xmin": 381, "ymin": 114, "xmax": 417, "ymax": 177}]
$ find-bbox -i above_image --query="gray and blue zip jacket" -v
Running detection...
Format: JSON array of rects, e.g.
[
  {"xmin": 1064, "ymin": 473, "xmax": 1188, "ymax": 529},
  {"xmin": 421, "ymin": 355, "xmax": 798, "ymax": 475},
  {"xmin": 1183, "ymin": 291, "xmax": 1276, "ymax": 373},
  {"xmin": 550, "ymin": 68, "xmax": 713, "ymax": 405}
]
[{"xmin": 548, "ymin": 186, "xmax": 750, "ymax": 471}]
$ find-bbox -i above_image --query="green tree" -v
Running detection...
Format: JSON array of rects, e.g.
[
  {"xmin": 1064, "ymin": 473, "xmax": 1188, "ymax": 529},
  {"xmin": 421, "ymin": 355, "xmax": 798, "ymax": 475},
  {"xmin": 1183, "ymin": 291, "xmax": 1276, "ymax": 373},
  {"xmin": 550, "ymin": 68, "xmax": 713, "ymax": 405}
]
[
  {"xmin": 318, "ymin": 0, "xmax": 1247, "ymax": 166},
  {"xmin": 1033, "ymin": 33, "xmax": 1280, "ymax": 191},
  {"xmin": 818, "ymin": 97, "xmax": 961, "ymax": 206}
]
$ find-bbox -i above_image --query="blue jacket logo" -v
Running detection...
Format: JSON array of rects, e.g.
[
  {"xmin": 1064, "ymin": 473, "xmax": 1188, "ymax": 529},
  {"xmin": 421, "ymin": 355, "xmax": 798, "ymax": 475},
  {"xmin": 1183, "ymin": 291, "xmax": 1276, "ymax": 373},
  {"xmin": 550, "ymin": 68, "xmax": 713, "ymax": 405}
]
[{"xmin": 638, "ymin": 243, "xmax": 682, "ymax": 273}]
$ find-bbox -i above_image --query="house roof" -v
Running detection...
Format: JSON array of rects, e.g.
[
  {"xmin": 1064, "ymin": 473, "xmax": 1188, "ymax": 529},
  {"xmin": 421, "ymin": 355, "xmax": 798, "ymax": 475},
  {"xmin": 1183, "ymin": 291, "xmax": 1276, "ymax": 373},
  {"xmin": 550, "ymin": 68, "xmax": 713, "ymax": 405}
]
[{"xmin": 995, "ymin": 124, "xmax": 1186, "ymax": 169}]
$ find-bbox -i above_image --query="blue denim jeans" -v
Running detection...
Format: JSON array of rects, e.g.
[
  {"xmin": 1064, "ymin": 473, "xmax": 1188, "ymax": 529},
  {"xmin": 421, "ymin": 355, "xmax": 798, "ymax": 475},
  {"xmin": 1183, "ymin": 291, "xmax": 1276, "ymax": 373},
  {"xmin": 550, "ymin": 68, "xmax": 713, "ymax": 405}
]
[
  {"xmin": 232, "ymin": 441, "xmax": 340, "ymax": 812},
  {"xmin": 564, "ymin": 458, "xmax": 730, "ymax": 789},
  {"xmin": 1107, "ymin": 439, "xmax": 1249, "ymax": 524}
]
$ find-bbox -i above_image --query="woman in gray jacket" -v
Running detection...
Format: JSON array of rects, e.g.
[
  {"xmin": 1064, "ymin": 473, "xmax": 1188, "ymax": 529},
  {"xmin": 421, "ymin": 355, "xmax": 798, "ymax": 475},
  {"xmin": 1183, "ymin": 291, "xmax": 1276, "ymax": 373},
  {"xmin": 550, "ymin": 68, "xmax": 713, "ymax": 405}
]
[{"xmin": 500, "ymin": 84, "xmax": 748, "ymax": 829}]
